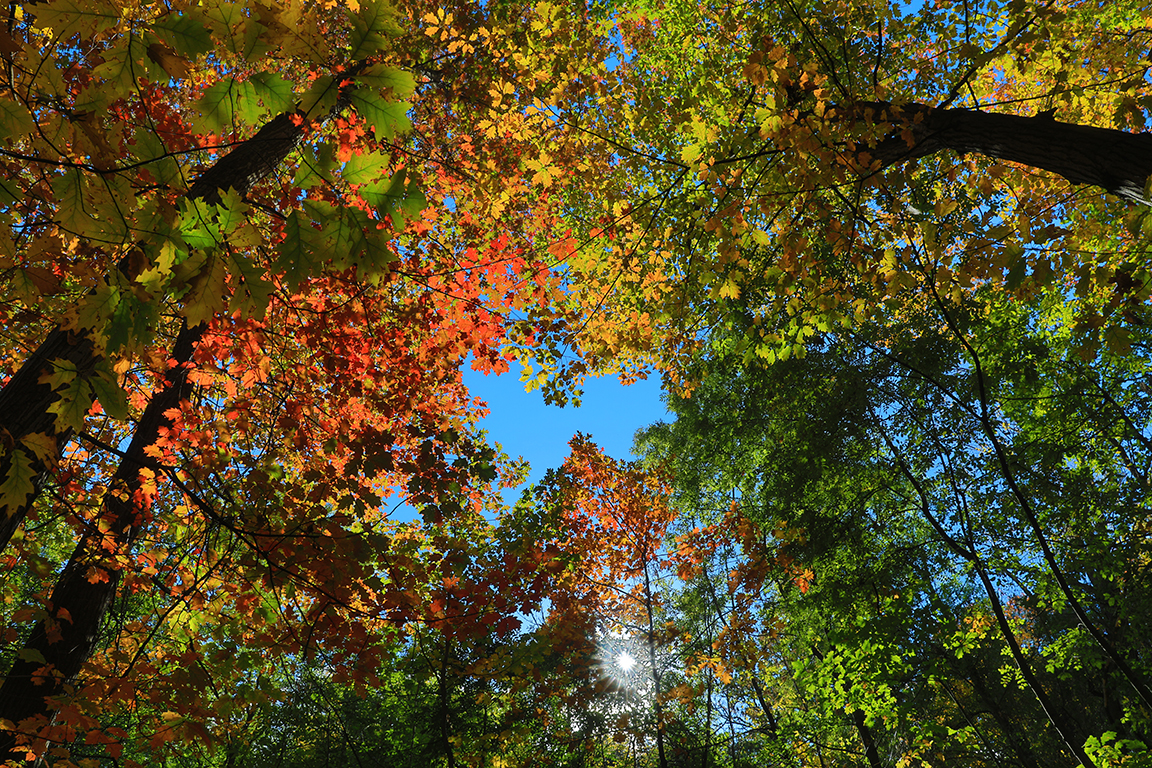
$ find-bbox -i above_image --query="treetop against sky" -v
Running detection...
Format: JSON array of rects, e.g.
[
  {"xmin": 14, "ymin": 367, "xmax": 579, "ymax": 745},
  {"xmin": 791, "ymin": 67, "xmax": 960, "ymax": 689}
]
[{"xmin": 0, "ymin": 0, "xmax": 1150, "ymax": 764}]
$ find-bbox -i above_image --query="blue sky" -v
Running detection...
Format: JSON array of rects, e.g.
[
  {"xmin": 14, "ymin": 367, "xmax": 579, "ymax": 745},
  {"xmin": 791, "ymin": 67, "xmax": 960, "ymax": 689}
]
[{"xmin": 462, "ymin": 368, "xmax": 670, "ymax": 503}]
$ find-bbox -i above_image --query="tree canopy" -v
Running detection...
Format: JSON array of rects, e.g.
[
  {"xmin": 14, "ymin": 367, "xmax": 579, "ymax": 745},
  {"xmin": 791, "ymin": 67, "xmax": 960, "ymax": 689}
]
[{"xmin": 0, "ymin": 0, "xmax": 1150, "ymax": 765}]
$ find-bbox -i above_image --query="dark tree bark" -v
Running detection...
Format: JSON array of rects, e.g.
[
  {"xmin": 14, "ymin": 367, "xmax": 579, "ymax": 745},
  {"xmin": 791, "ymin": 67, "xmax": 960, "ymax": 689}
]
[
  {"xmin": 0, "ymin": 107, "xmax": 313, "ymax": 554},
  {"xmin": 810, "ymin": 645, "xmax": 884, "ymax": 768},
  {"xmin": 844, "ymin": 101, "xmax": 1152, "ymax": 205},
  {"xmin": 0, "ymin": 63, "xmax": 368, "ymax": 762},
  {"xmin": 0, "ymin": 332, "xmax": 96, "ymax": 548},
  {"xmin": 0, "ymin": 60, "xmax": 371, "ymax": 553},
  {"xmin": 850, "ymin": 708, "xmax": 883, "ymax": 768},
  {"xmin": 0, "ymin": 320, "xmax": 201, "ymax": 761}
]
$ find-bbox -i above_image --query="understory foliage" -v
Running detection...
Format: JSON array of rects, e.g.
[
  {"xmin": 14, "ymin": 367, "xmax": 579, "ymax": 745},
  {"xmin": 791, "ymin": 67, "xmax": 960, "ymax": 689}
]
[{"xmin": 1, "ymin": 0, "xmax": 1151, "ymax": 765}]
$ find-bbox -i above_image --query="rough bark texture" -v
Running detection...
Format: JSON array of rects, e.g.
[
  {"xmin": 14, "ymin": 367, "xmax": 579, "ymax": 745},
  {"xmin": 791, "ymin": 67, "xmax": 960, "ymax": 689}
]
[
  {"xmin": 851, "ymin": 708, "xmax": 883, "ymax": 768},
  {"xmin": 846, "ymin": 101, "xmax": 1152, "ymax": 205}
]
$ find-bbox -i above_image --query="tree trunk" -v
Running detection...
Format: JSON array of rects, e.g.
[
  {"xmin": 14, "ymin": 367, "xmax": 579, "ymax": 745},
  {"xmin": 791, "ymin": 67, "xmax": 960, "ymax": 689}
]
[
  {"xmin": 0, "ymin": 320, "xmax": 200, "ymax": 761},
  {"xmin": 0, "ymin": 107, "xmax": 313, "ymax": 555},
  {"xmin": 641, "ymin": 562, "xmax": 669, "ymax": 768},
  {"xmin": 851, "ymin": 708, "xmax": 883, "ymax": 768},
  {"xmin": 810, "ymin": 645, "xmax": 884, "ymax": 768},
  {"xmin": 0, "ymin": 63, "xmax": 367, "ymax": 762},
  {"xmin": 844, "ymin": 101, "xmax": 1152, "ymax": 205},
  {"xmin": 0, "ymin": 331, "xmax": 96, "ymax": 547},
  {"xmin": 0, "ymin": 58, "xmax": 371, "ymax": 551}
]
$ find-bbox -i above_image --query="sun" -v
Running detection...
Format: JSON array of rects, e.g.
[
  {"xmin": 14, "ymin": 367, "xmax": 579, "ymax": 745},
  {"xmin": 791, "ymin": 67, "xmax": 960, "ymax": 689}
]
[{"xmin": 595, "ymin": 630, "xmax": 644, "ymax": 693}]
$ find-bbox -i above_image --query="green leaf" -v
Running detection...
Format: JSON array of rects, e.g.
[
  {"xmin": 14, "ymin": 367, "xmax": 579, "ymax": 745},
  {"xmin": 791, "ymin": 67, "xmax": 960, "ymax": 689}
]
[
  {"xmin": 251, "ymin": 72, "xmax": 296, "ymax": 115},
  {"xmin": 358, "ymin": 228, "xmax": 397, "ymax": 283},
  {"xmin": 129, "ymin": 129, "xmax": 184, "ymax": 188},
  {"xmin": 377, "ymin": 169, "xmax": 425, "ymax": 232},
  {"xmin": 278, "ymin": 210, "xmax": 323, "ymax": 290},
  {"xmin": 300, "ymin": 75, "xmax": 339, "ymax": 119},
  {"xmin": 232, "ymin": 79, "xmax": 263, "ymax": 125},
  {"xmin": 106, "ymin": 287, "xmax": 159, "ymax": 353},
  {"xmin": 215, "ymin": 187, "xmax": 251, "ymax": 233},
  {"xmin": 66, "ymin": 281, "xmax": 119, "ymax": 338},
  {"xmin": 343, "ymin": 150, "xmax": 391, "ymax": 186},
  {"xmin": 294, "ymin": 142, "xmax": 337, "ymax": 189},
  {"xmin": 53, "ymin": 171, "xmax": 91, "ymax": 238},
  {"xmin": 177, "ymin": 193, "xmax": 247, "ymax": 248},
  {"xmin": 18, "ymin": 433, "xmax": 57, "ymax": 469},
  {"xmin": 131, "ymin": 196, "xmax": 181, "ymax": 244},
  {"xmin": 1104, "ymin": 325, "xmax": 1132, "ymax": 356},
  {"xmin": 37, "ymin": 357, "xmax": 80, "ymax": 394},
  {"xmin": 16, "ymin": 648, "xmax": 47, "ymax": 665},
  {"xmin": 1004, "ymin": 242, "xmax": 1027, "ymax": 289},
  {"xmin": 354, "ymin": 65, "xmax": 415, "ymax": 99},
  {"xmin": 34, "ymin": 0, "xmax": 119, "ymax": 39},
  {"xmin": 0, "ymin": 97, "xmax": 35, "ymax": 139},
  {"xmin": 192, "ymin": 76, "xmax": 267, "ymax": 133},
  {"xmin": 227, "ymin": 251, "xmax": 274, "ymax": 319},
  {"xmin": 348, "ymin": 90, "xmax": 411, "ymax": 141},
  {"xmin": 46, "ymin": 373, "xmax": 94, "ymax": 434},
  {"xmin": 178, "ymin": 201, "xmax": 223, "ymax": 249},
  {"xmin": 204, "ymin": 2, "xmax": 268, "ymax": 59},
  {"xmin": 357, "ymin": 176, "xmax": 393, "ymax": 207},
  {"xmin": 179, "ymin": 251, "xmax": 228, "ymax": 327},
  {"xmin": 347, "ymin": 0, "xmax": 400, "ymax": 60},
  {"xmin": 0, "ymin": 449, "xmax": 36, "ymax": 517},
  {"xmin": 153, "ymin": 11, "xmax": 214, "ymax": 57},
  {"xmin": 89, "ymin": 366, "xmax": 130, "ymax": 421},
  {"xmin": 324, "ymin": 206, "xmax": 373, "ymax": 270},
  {"xmin": 193, "ymin": 78, "xmax": 250, "ymax": 134},
  {"xmin": 0, "ymin": 176, "xmax": 18, "ymax": 207},
  {"xmin": 89, "ymin": 36, "xmax": 142, "ymax": 98}
]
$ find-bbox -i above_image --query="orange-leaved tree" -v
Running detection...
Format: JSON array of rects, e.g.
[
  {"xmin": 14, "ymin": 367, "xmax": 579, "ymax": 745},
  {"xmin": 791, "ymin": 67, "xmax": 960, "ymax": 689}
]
[
  {"xmin": 0, "ymin": 0, "xmax": 611, "ymax": 761},
  {"xmin": 527, "ymin": 435, "xmax": 679, "ymax": 764}
]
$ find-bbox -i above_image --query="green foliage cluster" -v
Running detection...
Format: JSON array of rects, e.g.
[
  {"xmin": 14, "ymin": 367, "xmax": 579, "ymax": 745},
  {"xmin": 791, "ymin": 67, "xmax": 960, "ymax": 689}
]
[{"xmin": 3, "ymin": 0, "xmax": 1152, "ymax": 764}]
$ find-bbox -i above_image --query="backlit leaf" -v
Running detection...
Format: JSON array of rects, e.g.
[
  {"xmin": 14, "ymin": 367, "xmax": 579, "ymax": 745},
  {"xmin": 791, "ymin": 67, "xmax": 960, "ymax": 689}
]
[{"xmin": 348, "ymin": 90, "xmax": 411, "ymax": 140}]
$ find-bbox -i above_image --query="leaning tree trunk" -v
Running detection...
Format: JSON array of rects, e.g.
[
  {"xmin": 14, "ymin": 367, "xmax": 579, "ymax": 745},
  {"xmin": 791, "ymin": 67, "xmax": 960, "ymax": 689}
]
[
  {"xmin": 0, "ymin": 320, "xmax": 201, "ymax": 761},
  {"xmin": 0, "ymin": 107, "xmax": 317, "ymax": 555},
  {"xmin": 0, "ymin": 64, "xmax": 367, "ymax": 762},
  {"xmin": 841, "ymin": 101, "xmax": 1152, "ymax": 206}
]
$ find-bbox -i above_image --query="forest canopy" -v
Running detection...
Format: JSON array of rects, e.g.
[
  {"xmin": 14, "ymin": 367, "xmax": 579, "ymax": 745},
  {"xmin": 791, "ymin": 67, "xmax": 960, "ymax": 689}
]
[{"xmin": 0, "ymin": 0, "xmax": 1150, "ymax": 765}]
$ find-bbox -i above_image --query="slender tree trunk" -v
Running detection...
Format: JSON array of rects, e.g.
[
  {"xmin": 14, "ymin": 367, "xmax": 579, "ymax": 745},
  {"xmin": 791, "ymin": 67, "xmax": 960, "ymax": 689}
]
[
  {"xmin": 851, "ymin": 708, "xmax": 883, "ymax": 768},
  {"xmin": 960, "ymin": 657, "xmax": 1045, "ymax": 768},
  {"xmin": 880, "ymin": 426, "xmax": 1096, "ymax": 768},
  {"xmin": 437, "ymin": 637, "xmax": 456, "ymax": 768},
  {"xmin": 810, "ymin": 645, "xmax": 884, "ymax": 768},
  {"xmin": 642, "ymin": 562, "xmax": 669, "ymax": 768},
  {"xmin": 843, "ymin": 101, "xmax": 1152, "ymax": 205},
  {"xmin": 703, "ymin": 668, "xmax": 712, "ymax": 768}
]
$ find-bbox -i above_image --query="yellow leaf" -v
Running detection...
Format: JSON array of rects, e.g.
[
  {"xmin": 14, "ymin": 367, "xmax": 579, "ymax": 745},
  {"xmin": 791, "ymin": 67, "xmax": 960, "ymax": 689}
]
[
  {"xmin": 180, "ymin": 252, "xmax": 229, "ymax": 327},
  {"xmin": 19, "ymin": 433, "xmax": 57, "ymax": 468},
  {"xmin": 532, "ymin": 168, "xmax": 552, "ymax": 188},
  {"xmin": 0, "ymin": 448, "xmax": 36, "ymax": 517},
  {"xmin": 934, "ymin": 198, "xmax": 958, "ymax": 216}
]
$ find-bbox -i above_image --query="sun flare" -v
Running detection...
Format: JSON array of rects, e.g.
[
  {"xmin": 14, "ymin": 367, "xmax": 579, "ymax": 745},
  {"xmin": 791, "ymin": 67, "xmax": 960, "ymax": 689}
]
[{"xmin": 617, "ymin": 652, "xmax": 636, "ymax": 672}]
